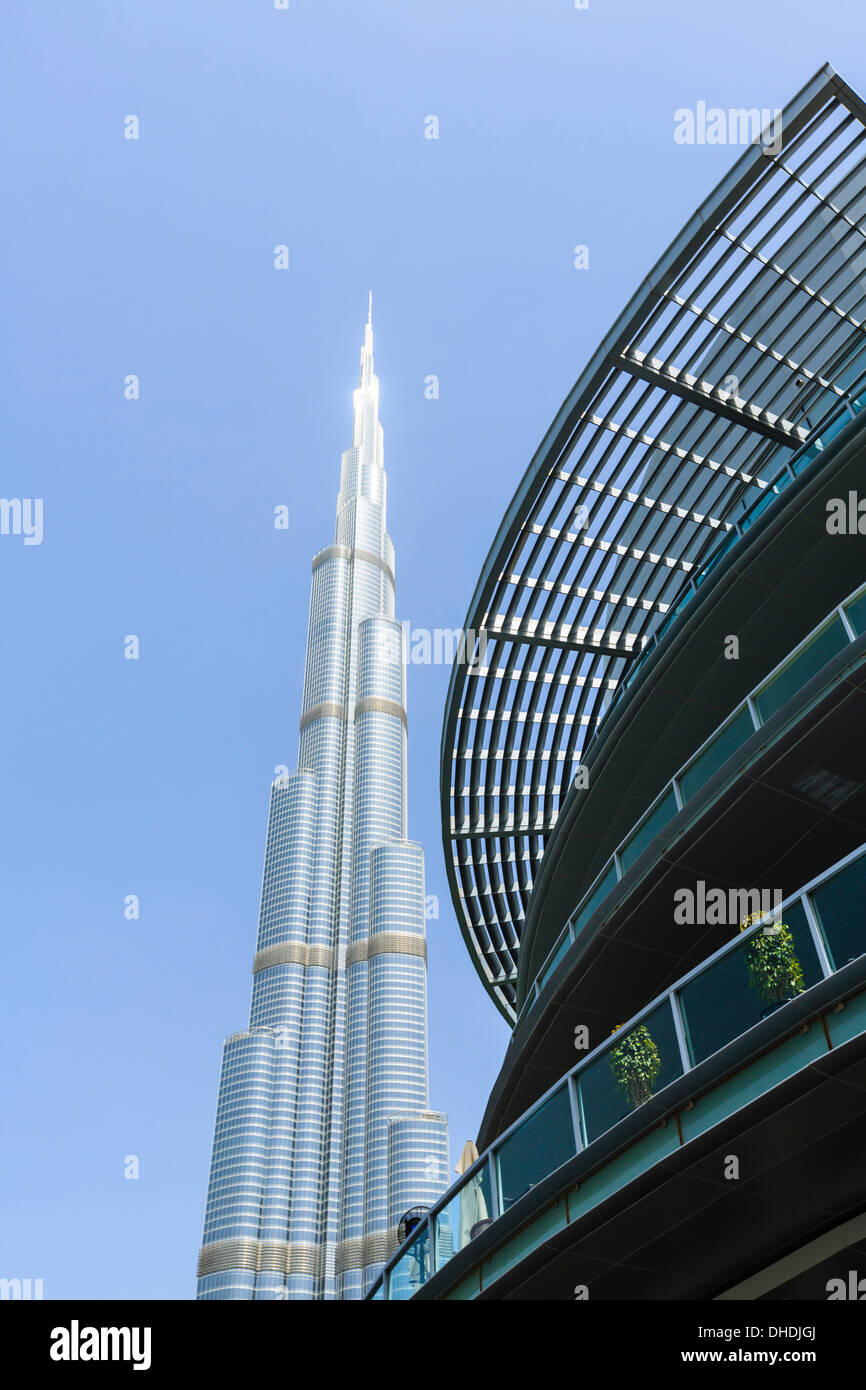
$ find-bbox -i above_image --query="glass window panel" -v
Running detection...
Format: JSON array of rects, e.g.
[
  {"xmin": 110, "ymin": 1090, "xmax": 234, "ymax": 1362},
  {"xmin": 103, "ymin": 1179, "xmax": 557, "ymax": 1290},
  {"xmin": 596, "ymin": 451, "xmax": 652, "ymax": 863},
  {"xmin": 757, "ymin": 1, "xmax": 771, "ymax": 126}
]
[
  {"xmin": 620, "ymin": 787, "xmax": 678, "ymax": 874},
  {"xmin": 740, "ymin": 481, "xmax": 782, "ymax": 533},
  {"xmin": 754, "ymin": 618, "xmax": 848, "ymax": 724},
  {"xmin": 811, "ymin": 852, "xmax": 866, "ymax": 971},
  {"xmin": 539, "ymin": 927, "xmax": 572, "ymax": 989},
  {"xmin": 656, "ymin": 589, "xmax": 695, "ymax": 642},
  {"xmin": 624, "ymin": 642, "xmax": 654, "ymax": 690},
  {"xmin": 516, "ymin": 992, "xmax": 536, "ymax": 1024},
  {"xmin": 737, "ymin": 480, "xmax": 765, "ymax": 517},
  {"xmin": 694, "ymin": 531, "xmax": 740, "ymax": 590},
  {"xmin": 679, "ymin": 705, "xmax": 755, "ymax": 803},
  {"xmin": 496, "ymin": 1086, "xmax": 576, "ymax": 1212},
  {"xmin": 679, "ymin": 899, "xmax": 821, "ymax": 1066},
  {"xmin": 434, "ymin": 1164, "xmax": 493, "ymax": 1270},
  {"xmin": 388, "ymin": 1222, "xmax": 432, "ymax": 1301},
  {"xmin": 578, "ymin": 1001, "xmax": 682, "ymax": 1144},
  {"xmin": 844, "ymin": 588, "xmax": 866, "ymax": 637},
  {"xmin": 572, "ymin": 861, "xmax": 618, "ymax": 936},
  {"xmin": 371, "ymin": 1282, "xmax": 384, "ymax": 1301},
  {"xmin": 816, "ymin": 411, "xmax": 849, "ymax": 448},
  {"xmin": 792, "ymin": 439, "xmax": 824, "ymax": 475}
]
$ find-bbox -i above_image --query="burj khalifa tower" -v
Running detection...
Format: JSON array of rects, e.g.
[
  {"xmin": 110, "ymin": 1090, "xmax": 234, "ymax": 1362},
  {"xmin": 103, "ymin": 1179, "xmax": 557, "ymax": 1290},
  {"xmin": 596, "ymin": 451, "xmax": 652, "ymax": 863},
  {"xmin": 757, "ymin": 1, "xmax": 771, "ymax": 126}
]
[{"xmin": 196, "ymin": 301, "xmax": 448, "ymax": 1300}]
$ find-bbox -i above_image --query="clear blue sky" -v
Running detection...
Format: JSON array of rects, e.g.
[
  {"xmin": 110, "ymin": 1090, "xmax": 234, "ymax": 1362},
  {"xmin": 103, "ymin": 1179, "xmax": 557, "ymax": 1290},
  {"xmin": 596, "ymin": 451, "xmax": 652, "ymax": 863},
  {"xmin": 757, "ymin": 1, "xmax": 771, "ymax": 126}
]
[{"xmin": 2, "ymin": 0, "xmax": 864, "ymax": 1300}]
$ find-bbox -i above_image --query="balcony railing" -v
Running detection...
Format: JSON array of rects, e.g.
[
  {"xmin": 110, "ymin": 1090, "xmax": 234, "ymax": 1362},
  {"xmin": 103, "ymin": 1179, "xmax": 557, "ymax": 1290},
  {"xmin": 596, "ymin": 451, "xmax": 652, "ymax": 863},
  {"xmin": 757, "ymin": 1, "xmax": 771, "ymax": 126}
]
[
  {"xmin": 517, "ymin": 579, "xmax": 866, "ymax": 1025},
  {"xmin": 369, "ymin": 839, "xmax": 866, "ymax": 1299}
]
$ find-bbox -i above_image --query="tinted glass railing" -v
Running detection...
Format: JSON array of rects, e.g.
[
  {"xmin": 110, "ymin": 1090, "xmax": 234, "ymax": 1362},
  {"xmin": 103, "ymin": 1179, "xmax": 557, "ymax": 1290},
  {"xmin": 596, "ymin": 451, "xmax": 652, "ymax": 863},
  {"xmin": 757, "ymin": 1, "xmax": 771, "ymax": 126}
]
[
  {"xmin": 519, "ymin": 582, "xmax": 866, "ymax": 1019},
  {"xmin": 434, "ymin": 1161, "xmax": 494, "ymax": 1270},
  {"xmin": 368, "ymin": 841, "xmax": 866, "ymax": 1300}
]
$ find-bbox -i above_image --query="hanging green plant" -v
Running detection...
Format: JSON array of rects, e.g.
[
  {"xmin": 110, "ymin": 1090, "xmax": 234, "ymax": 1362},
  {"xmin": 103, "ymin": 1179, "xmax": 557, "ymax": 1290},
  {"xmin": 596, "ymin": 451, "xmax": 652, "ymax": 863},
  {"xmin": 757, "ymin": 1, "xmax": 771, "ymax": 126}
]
[
  {"xmin": 609, "ymin": 1023, "xmax": 661, "ymax": 1109},
  {"xmin": 739, "ymin": 911, "xmax": 805, "ymax": 1004}
]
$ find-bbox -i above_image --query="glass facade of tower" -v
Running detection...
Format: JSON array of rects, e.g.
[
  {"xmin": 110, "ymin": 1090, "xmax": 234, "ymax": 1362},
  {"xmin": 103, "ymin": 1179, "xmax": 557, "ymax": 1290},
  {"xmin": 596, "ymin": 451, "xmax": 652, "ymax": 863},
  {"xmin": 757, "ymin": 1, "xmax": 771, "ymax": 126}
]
[{"xmin": 196, "ymin": 307, "xmax": 448, "ymax": 1301}]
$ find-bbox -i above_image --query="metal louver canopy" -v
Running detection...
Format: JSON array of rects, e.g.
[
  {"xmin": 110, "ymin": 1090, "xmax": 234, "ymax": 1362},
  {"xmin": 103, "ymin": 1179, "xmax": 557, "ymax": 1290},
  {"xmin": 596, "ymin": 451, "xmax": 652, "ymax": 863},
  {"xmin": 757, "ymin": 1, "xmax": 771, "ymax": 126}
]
[{"xmin": 441, "ymin": 64, "xmax": 866, "ymax": 1021}]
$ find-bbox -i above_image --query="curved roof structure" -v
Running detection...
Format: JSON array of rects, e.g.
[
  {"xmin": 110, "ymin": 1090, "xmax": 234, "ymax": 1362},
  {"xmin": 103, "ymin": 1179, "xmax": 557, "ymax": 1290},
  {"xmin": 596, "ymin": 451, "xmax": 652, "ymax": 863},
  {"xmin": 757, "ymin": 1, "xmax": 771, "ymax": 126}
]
[{"xmin": 441, "ymin": 64, "xmax": 866, "ymax": 1019}]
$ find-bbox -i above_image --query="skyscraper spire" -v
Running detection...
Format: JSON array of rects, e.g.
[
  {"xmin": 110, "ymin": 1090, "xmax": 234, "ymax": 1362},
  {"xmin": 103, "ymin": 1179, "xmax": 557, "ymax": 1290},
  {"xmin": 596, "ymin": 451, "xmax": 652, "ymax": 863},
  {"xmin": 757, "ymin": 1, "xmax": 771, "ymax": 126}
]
[
  {"xmin": 196, "ymin": 309, "xmax": 448, "ymax": 1301},
  {"xmin": 360, "ymin": 292, "xmax": 375, "ymax": 390}
]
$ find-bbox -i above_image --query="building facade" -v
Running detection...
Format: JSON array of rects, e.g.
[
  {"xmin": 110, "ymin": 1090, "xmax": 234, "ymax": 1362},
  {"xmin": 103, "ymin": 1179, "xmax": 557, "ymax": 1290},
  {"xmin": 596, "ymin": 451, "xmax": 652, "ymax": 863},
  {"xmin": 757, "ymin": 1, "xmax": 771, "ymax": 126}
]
[
  {"xmin": 197, "ymin": 303, "xmax": 448, "ymax": 1301},
  {"xmin": 370, "ymin": 65, "xmax": 866, "ymax": 1300}
]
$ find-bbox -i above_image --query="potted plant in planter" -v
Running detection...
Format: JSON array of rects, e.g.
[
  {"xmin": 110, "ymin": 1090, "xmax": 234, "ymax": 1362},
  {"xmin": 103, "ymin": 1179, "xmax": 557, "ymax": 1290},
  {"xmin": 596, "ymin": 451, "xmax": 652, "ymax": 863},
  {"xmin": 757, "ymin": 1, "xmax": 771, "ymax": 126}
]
[
  {"xmin": 739, "ymin": 911, "xmax": 805, "ymax": 1017},
  {"xmin": 609, "ymin": 1023, "xmax": 661, "ymax": 1109}
]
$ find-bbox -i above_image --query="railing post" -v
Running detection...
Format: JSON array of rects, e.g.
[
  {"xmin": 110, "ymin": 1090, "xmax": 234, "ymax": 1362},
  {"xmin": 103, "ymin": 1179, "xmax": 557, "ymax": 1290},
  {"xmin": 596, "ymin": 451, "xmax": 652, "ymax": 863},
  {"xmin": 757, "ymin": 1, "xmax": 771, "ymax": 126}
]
[
  {"xmin": 488, "ymin": 1152, "xmax": 500, "ymax": 1221},
  {"xmin": 838, "ymin": 603, "xmax": 857, "ymax": 643},
  {"xmin": 800, "ymin": 892, "xmax": 834, "ymax": 979},
  {"xmin": 426, "ymin": 1214, "xmax": 435, "ymax": 1285},
  {"xmin": 669, "ymin": 991, "xmax": 692, "ymax": 1074},
  {"xmin": 567, "ymin": 1072, "xmax": 585, "ymax": 1152}
]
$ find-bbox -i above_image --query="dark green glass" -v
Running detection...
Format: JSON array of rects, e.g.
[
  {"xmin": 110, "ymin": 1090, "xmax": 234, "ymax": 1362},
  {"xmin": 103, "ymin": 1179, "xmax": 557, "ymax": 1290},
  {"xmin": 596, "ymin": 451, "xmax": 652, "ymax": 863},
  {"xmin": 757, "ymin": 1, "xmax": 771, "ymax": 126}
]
[
  {"xmin": 679, "ymin": 705, "xmax": 755, "ymax": 803},
  {"xmin": 754, "ymin": 619, "xmax": 848, "ymax": 723},
  {"xmin": 578, "ymin": 1001, "xmax": 682, "ymax": 1143},
  {"xmin": 811, "ymin": 853, "xmax": 866, "ymax": 970},
  {"xmin": 620, "ymin": 787, "xmax": 678, "ymax": 873},
  {"xmin": 573, "ymin": 861, "xmax": 618, "ymax": 936},
  {"xmin": 844, "ymin": 588, "xmax": 866, "ymax": 637},
  {"xmin": 539, "ymin": 928, "xmax": 572, "ymax": 988},
  {"xmin": 497, "ymin": 1086, "xmax": 576, "ymax": 1212},
  {"xmin": 679, "ymin": 900, "xmax": 820, "ymax": 1065}
]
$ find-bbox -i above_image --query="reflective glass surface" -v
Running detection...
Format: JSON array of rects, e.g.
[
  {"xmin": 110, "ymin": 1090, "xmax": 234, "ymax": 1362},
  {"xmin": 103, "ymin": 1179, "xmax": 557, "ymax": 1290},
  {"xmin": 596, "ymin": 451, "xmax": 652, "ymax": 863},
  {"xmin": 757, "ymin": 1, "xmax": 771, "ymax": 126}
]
[
  {"xmin": 620, "ymin": 787, "xmax": 679, "ymax": 874},
  {"xmin": 539, "ymin": 928, "xmax": 572, "ymax": 989},
  {"xmin": 845, "ymin": 588, "xmax": 866, "ymax": 637},
  {"xmin": 388, "ymin": 1222, "xmax": 432, "ymax": 1301},
  {"xmin": 679, "ymin": 900, "xmax": 820, "ymax": 1065},
  {"xmin": 573, "ymin": 861, "xmax": 619, "ymax": 933},
  {"xmin": 497, "ymin": 1086, "xmax": 576, "ymax": 1212},
  {"xmin": 679, "ymin": 705, "xmax": 755, "ymax": 804},
  {"xmin": 811, "ymin": 853, "xmax": 866, "ymax": 970},
  {"xmin": 578, "ymin": 1001, "xmax": 682, "ymax": 1143},
  {"xmin": 754, "ymin": 618, "xmax": 848, "ymax": 723},
  {"xmin": 434, "ymin": 1165, "xmax": 493, "ymax": 1268}
]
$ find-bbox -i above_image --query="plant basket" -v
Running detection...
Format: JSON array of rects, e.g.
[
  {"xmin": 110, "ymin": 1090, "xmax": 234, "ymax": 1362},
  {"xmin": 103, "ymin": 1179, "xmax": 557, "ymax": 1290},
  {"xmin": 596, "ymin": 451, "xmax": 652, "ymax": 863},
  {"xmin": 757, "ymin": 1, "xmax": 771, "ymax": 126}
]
[
  {"xmin": 739, "ymin": 911, "xmax": 805, "ymax": 1011},
  {"xmin": 609, "ymin": 1023, "xmax": 661, "ymax": 1109}
]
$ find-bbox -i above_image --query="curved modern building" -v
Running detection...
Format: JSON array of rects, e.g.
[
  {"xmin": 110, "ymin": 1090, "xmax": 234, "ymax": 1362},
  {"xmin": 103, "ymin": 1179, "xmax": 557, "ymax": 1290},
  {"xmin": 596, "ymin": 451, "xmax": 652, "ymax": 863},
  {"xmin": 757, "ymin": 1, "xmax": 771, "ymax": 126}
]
[
  {"xmin": 370, "ymin": 65, "xmax": 866, "ymax": 1301},
  {"xmin": 197, "ymin": 303, "xmax": 448, "ymax": 1301}
]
